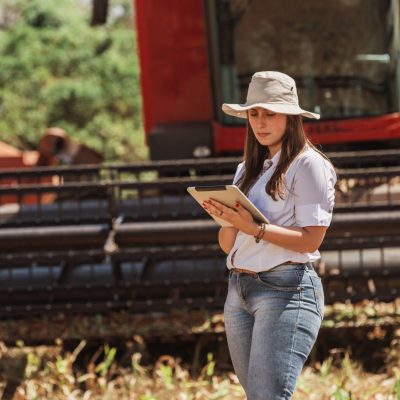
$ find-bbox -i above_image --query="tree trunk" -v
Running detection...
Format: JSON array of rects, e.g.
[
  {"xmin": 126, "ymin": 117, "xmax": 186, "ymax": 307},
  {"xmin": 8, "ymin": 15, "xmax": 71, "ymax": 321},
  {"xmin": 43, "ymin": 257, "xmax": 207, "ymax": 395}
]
[{"xmin": 91, "ymin": 0, "xmax": 109, "ymax": 26}]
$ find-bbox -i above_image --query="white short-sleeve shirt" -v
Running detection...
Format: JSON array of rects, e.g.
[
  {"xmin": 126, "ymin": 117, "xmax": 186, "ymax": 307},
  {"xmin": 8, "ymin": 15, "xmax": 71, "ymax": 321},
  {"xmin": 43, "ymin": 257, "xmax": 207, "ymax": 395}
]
[{"xmin": 227, "ymin": 146, "xmax": 337, "ymax": 272}]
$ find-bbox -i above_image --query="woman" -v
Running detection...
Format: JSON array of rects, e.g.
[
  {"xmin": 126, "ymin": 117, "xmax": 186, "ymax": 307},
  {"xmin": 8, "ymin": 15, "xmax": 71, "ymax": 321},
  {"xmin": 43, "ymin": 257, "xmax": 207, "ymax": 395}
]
[{"xmin": 203, "ymin": 71, "xmax": 336, "ymax": 399}]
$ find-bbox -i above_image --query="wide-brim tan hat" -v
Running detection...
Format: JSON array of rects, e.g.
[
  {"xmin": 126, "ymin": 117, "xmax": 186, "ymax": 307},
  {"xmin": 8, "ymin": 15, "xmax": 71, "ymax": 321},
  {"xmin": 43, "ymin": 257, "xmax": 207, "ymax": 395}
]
[{"xmin": 222, "ymin": 71, "xmax": 320, "ymax": 120}]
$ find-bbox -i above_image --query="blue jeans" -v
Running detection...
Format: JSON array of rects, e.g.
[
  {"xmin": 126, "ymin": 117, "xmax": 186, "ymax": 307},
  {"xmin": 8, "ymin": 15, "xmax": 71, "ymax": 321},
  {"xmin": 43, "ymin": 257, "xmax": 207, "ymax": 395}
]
[{"xmin": 224, "ymin": 262, "xmax": 324, "ymax": 400}]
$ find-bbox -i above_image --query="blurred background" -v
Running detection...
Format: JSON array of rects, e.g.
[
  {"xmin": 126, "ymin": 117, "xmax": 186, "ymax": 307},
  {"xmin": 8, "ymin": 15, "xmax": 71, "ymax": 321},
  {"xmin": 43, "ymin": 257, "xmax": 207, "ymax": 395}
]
[
  {"xmin": 0, "ymin": 0, "xmax": 146, "ymax": 164},
  {"xmin": 0, "ymin": 1, "xmax": 399, "ymax": 399}
]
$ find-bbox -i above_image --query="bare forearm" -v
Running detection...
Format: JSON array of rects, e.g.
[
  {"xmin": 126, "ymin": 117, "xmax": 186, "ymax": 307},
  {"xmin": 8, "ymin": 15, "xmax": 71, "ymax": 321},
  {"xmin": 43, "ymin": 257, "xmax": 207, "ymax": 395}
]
[
  {"xmin": 203, "ymin": 199, "xmax": 326, "ymax": 254},
  {"xmin": 218, "ymin": 227, "xmax": 238, "ymax": 254},
  {"xmin": 248, "ymin": 222, "xmax": 326, "ymax": 253}
]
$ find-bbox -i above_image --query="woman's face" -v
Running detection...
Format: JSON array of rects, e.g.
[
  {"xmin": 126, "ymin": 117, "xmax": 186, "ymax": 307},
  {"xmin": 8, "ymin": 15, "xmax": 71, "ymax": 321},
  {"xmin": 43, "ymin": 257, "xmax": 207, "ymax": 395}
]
[{"xmin": 248, "ymin": 107, "xmax": 287, "ymax": 156}]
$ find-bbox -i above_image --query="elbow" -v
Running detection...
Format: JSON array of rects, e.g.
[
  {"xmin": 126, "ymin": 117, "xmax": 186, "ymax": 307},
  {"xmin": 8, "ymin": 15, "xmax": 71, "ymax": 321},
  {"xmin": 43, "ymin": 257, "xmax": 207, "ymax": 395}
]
[
  {"xmin": 302, "ymin": 245, "xmax": 320, "ymax": 253},
  {"xmin": 302, "ymin": 238, "xmax": 324, "ymax": 253},
  {"xmin": 300, "ymin": 227, "xmax": 326, "ymax": 253},
  {"xmin": 299, "ymin": 239, "xmax": 323, "ymax": 253},
  {"xmin": 219, "ymin": 239, "xmax": 234, "ymax": 255},
  {"xmin": 218, "ymin": 229, "xmax": 231, "ymax": 255},
  {"xmin": 302, "ymin": 237, "xmax": 323, "ymax": 253},
  {"xmin": 218, "ymin": 227, "xmax": 238, "ymax": 254}
]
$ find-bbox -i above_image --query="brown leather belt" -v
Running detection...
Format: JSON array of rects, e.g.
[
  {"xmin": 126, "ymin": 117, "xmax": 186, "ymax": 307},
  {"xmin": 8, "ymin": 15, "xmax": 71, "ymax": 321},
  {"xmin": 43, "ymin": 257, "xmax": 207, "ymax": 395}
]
[
  {"xmin": 230, "ymin": 267, "xmax": 258, "ymax": 278},
  {"xmin": 231, "ymin": 262, "xmax": 299, "ymax": 278}
]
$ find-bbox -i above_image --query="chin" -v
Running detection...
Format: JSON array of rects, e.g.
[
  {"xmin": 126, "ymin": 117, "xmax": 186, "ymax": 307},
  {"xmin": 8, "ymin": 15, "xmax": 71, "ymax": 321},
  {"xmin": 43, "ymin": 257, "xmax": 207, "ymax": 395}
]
[{"xmin": 256, "ymin": 138, "xmax": 272, "ymax": 146}]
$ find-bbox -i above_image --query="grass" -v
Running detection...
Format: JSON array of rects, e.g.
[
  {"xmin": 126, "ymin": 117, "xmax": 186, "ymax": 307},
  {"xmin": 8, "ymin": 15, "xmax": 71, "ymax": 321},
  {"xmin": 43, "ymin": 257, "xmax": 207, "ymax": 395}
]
[
  {"xmin": 0, "ymin": 300, "xmax": 399, "ymax": 399},
  {"xmin": 0, "ymin": 300, "xmax": 398, "ymax": 343},
  {"xmin": 0, "ymin": 342, "xmax": 399, "ymax": 399}
]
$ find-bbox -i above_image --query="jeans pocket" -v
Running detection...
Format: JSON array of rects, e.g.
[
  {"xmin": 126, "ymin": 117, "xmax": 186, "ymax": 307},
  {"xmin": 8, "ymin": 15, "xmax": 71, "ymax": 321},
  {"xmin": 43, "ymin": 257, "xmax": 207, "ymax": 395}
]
[
  {"xmin": 256, "ymin": 269, "xmax": 302, "ymax": 292},
  {"xmin": 310, "ymin": 275, "xmax": 325, "ymax": 320}
]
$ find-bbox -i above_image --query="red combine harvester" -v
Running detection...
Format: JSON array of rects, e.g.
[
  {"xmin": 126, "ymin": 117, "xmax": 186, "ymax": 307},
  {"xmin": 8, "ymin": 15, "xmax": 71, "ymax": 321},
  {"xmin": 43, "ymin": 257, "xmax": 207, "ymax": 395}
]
[
  {"xmin": 0, "ymin": 129, "xmax": 103, "ymax": 205},
  {"xmin": 135, "ymin": 0, "xmax": 400, "ymax": 160},
  {"xmin": 0, "ymin": 0, "xmax": 399, "ymax": 320}
]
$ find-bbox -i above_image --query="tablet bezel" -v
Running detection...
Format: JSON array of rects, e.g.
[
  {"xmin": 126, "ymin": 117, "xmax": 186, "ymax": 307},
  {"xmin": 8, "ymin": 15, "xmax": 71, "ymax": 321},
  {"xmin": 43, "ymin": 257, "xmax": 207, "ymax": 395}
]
[{"xmin": 187, "ymin": 184, "xmax": 269, "ymax": 227}]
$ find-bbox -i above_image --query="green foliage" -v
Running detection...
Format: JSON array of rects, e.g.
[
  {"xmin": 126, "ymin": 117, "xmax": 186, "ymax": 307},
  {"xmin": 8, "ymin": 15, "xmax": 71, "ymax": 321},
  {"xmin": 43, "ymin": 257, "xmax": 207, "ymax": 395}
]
[
  {"xmin": 0, "ymin": 0, "xmax": 146, "ymax": 161},
  {"xmin": 8, "ymin": 345, "xmax": 400, "ymax": 400},
  {"xmin": 21, "ymin": 0, "xmax": 79, "ymax": 28},
  {"xmin": 205, "ymin": 352, "xmax": 215, "ymax": 377},
  {"xmin": 95, "ymin": 344, "xmax": 117, "ymax": 376}
]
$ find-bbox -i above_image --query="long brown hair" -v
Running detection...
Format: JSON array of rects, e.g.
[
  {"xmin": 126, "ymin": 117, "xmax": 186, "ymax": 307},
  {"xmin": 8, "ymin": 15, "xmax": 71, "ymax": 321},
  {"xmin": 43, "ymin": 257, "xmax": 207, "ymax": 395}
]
[{"xmin": 237, "ymin": 114, "xmax": 330, "ymax": 200}]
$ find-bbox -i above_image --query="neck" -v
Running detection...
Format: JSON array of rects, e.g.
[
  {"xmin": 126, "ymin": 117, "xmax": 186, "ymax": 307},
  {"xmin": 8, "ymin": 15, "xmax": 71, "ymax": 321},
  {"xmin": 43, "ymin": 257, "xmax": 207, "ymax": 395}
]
[{"xmin": 268, "ymin": 144, "xmax": 282, "ymax": 159}]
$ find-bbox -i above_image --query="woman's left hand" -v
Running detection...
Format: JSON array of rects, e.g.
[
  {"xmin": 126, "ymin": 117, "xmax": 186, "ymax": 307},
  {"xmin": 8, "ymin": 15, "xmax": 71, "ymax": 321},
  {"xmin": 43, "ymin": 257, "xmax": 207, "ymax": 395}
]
[{"xmin": 203, "ymin": 198, "xmax": 258, "ymax": 236}]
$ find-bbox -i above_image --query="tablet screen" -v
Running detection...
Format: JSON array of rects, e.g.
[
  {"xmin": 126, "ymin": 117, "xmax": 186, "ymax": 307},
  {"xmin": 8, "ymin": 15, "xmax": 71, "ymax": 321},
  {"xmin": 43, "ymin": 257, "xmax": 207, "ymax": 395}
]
[{"xmin": 187, "ymin": 185, "xmax": 269, "ymax": 226}]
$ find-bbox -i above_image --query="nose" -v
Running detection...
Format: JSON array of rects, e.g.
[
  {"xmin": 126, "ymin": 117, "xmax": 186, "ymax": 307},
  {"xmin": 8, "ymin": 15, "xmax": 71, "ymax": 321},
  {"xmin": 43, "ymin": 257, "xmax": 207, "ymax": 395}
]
[{"xmin": 256, "ymin": 113, "xmax": 267, "ymax": 129}]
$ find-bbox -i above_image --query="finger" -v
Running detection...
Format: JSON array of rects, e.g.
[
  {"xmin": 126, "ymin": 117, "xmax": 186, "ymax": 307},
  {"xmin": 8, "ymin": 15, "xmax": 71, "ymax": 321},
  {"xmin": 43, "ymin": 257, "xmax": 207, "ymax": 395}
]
[
  {"xmin": 235, "ymin": 202, "xmax": 252, "ymax": 217},
  {"xmin": 208, "ymin": 200, "xmax": 235, "ymax": 217},
  {"xmin": 204, "ymin": 201, "xmax": 230, "ymax": 218},
  {"xmin": 205, "ymin": 199, "xmax": 223, "ymax": 214},
  {"xmin": 203, "ymin": 201, "xmax": 223, "ymax": 216},
  {"xmin": 208, "ymin": 199, "xmax": 235, "ymax": 213},
  {"xmin": 234, "ymin": 202, "xmax": 244, "ymax": 212},
  {"xmin": 207, "ymin": 199, "xmax": 226, "ymax": 211}
]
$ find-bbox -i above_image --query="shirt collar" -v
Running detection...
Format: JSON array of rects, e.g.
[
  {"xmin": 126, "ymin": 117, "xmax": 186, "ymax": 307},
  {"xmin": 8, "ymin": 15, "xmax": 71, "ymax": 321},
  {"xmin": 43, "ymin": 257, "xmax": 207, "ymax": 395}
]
[{"xmin": 263, "ymin": 149, "xmax": 281, "ymax": 169}]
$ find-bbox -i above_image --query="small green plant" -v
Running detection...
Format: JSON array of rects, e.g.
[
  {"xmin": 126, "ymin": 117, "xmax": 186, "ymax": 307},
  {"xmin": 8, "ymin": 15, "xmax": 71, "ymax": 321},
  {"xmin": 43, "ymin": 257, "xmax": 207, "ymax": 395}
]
[
  {"xmin": 332, "ymin": 388, "xmax": 351, "ymax": 400},
  {"xmin": 25, "ymin": 351, "xmax": 40, "ymax": 378},
  {"xmin": 395, "ymin": 376, "xmax": 400, "ymax": 400},
  {"xmin": 95, "ymin": 344, "xmax": 117, "ymax": 377},
  {"xmin": 319, "ymin": 356, "xmax": 332, "ymax": 378},
  {"xmin": 206, "ymin": 352, "xmax": 215, "ymax": 378}
]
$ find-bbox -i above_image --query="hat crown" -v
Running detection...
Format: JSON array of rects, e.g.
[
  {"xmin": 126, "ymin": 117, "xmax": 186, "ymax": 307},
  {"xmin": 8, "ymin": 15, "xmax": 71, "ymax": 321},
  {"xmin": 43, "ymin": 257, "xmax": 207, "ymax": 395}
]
[
  {"xmin": 221, "ymin": 70, "xmax": 320, "ymax": 120},
  {"xmin": 247, "ymin": 71, "xmax": 298, "ymax": 105}
]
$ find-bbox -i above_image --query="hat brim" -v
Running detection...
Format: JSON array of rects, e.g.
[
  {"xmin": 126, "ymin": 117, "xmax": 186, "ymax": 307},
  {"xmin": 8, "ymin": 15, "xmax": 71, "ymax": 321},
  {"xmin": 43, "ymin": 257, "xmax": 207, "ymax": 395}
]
[{"xmin": 222, "ymin": 102, "xmax": 320, "ymax": 120}]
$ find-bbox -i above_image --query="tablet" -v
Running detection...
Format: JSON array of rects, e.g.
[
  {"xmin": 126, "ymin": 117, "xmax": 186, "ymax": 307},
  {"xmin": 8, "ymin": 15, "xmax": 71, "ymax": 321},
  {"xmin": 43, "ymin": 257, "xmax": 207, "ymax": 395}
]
[{"xmin": 187, "ymin": 185, "xmax": 269, "ymax": 227}]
